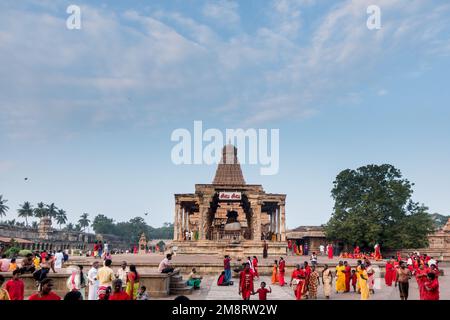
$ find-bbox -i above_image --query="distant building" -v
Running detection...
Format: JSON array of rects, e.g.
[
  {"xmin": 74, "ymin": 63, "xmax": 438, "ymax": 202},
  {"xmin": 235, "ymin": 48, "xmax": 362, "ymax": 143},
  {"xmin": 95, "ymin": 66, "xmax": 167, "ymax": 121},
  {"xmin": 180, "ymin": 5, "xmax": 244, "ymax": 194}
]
[{"xmin": 0, "ymin": 219, "xmax": 95, "ymax": 252}]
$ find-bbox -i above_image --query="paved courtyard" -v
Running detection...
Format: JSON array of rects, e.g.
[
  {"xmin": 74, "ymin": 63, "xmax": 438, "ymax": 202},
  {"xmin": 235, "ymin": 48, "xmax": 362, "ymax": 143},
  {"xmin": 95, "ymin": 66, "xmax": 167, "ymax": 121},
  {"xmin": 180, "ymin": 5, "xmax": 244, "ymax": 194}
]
[
  {"xmin": 176, "ymin": 269, "xmax": 450, "ymax": 300},
  {"xmin": 66, "ymin": 254, "xmax": 449, "ymax": 300}
]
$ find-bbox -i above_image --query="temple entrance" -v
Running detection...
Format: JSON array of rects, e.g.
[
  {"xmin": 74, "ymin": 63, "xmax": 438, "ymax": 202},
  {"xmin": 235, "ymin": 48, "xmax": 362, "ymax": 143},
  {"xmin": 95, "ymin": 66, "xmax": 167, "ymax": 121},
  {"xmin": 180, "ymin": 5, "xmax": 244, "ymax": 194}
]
[
  {"xmin": 173, "ymin": 144, "xmax": 287, "ymax": 256},
  {"xmin": 207, "ymin": 192, "xmax": 252, "ymax": 241}
]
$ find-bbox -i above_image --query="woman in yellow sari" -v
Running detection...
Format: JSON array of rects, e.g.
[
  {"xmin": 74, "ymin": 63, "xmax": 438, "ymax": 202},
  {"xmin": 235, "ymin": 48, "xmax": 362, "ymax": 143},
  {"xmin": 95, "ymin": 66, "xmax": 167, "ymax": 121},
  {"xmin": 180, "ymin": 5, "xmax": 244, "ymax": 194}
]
[
  {"xmin": 335, "ymin": 261, "xmax": 346, "ymax": 293},
  {"xmin": 271, "ymin": 260, "xmax": 279, "ymax": 284},
  {"xmin": 359, "ymin": 264, "xmax": 370, "ymax": 300},
  {"xmin": 126, "ymin": 264, "xmax": 140, "ymax": 300}
]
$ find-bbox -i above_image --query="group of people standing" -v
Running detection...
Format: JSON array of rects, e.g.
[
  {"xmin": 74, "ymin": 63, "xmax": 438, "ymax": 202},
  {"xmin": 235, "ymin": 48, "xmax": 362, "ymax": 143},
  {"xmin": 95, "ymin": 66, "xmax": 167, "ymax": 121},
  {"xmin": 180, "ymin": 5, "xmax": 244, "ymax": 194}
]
[{"xmin": 385, "ymin": 253, "xmax": 440, "ymax": 300}]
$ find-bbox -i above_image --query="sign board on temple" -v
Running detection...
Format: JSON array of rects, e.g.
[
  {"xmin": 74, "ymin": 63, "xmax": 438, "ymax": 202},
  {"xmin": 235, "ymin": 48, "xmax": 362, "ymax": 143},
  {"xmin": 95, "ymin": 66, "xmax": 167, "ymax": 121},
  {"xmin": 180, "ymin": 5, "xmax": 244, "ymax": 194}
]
[{"xmin": 218, "ymin": 192, "xmax": 242, "ymax": 201}]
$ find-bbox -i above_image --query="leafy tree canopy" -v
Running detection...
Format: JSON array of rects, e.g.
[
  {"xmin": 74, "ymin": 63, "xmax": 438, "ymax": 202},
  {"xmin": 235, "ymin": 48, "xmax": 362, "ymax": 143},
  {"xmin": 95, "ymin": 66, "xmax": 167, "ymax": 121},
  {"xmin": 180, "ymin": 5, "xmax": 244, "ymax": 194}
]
[{"xmin": 324, "ymin": 164, "xmax": 435, "ymax": 250}]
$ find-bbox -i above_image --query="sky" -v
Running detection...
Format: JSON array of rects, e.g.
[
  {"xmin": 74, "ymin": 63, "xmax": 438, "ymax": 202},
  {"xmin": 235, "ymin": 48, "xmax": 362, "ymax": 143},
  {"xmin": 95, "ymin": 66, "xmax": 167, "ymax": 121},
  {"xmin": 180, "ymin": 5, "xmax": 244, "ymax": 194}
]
[{"xmin": 0, "ymin": 0, "xmax": 449, "ymax": 229}]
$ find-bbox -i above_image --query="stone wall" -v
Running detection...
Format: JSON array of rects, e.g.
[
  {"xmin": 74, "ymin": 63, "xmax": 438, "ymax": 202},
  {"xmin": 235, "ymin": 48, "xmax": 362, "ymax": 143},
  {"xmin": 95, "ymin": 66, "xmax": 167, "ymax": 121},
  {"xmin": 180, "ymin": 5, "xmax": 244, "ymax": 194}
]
[{"xmin": 0, "ymin": 224, "xmax": 95, "ymax": 251}]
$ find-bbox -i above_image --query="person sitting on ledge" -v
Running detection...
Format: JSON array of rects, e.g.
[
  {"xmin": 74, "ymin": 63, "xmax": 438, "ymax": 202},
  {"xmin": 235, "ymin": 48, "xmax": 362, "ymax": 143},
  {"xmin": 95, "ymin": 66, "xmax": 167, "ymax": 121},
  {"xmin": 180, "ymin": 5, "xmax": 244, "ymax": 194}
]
[
  {"xmin": 217, "ymin": 271, "xmax": 233, "ymax": 286},
  {"xmin": 158, "ymin": 254, "xmax": 174, "ymax": 273},
  {"xmin": 19, "ymin": 253, "xmax": 35, "ymax": 274},
  {"xmin": 186, "ymin": 267, "xmax": 202, "ymax": 289}
]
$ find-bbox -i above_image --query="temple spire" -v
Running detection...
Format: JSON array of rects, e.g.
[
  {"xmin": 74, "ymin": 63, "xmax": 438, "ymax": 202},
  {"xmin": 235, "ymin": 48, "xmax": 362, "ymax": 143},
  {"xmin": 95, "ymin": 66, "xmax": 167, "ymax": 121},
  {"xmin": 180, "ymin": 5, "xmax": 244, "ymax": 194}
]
[{"xmin": 212, "ymin": 144, "xmax": 246, "ymax": 185}]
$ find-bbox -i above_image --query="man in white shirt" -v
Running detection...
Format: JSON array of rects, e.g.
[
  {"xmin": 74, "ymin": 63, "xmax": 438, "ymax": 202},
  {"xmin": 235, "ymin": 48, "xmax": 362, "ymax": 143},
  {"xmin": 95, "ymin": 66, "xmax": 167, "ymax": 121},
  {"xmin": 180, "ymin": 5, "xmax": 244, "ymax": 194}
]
[
  {"xmin": 88, "ymin": 261, "xmax": 100, "ymax": 300},
  {"xmin": 158, "ymin": 254, "xmax": 174, "ymax": 273},
  {"xmin": 54, "ymin": 250, "xmax": 64, "ymax": 269},
  {"xmin": 319, "ymin": 244, "xmax": 325, "ymax": 256},
  {"xmin": 116, "ymin": 261, "xmax": 129, "ymax": 289}
]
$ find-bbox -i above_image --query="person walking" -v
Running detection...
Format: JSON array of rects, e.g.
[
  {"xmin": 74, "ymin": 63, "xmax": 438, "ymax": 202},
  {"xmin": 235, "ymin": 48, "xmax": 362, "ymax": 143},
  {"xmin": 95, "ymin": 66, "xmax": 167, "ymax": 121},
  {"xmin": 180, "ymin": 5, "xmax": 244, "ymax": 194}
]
[
  {"xmin": 322, "ymin": 264, "xmax": 333, "ymax": 299},
  {"xmin": 395, "ymin": 261, "xmax": 412, "ymax": 300},
  {"xmin": 88, "ymin": 261, "xmax": 100, "ymax": 300}
]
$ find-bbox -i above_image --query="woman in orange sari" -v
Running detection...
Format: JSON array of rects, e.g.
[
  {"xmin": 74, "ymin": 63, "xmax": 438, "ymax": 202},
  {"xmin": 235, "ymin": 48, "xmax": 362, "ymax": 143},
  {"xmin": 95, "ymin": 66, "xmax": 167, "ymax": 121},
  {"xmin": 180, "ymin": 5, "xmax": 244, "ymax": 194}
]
[
  {"xmin": 271, "ymin": 260, "xmax": 279, "ymax": 284},
  {"xmin": 126, "ymin": 264, "xmax": 140, "ymax": 300}
]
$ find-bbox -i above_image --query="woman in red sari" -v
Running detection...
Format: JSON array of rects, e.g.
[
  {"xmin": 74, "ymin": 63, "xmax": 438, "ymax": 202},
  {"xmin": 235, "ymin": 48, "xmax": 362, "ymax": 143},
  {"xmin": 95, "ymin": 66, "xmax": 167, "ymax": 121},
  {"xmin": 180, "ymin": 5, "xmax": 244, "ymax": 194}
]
[
  {"xmin": 327, "ymin": 244, "xmax": 333, "ymax": 259},
  {"xmin": 385, "ymin": 259, "xmax": 394, "ymax": 286},
  {"xmin": 252, "ymin": 256, "xmax": 259, "ymax": 279},
  {"xmin": 293, "ymin": 269, "xmax": 306, "ymax": 300},
  {"xmin": 278, "ymin": 257, "xmax": 286, "ymax": 286},
  {"xmin": 415, "ymin": 264, "xmax": 428, "ymax": 300},
  {"xmin": 422, "ymin": 272, "xmax": 439, "ymax": 300}
]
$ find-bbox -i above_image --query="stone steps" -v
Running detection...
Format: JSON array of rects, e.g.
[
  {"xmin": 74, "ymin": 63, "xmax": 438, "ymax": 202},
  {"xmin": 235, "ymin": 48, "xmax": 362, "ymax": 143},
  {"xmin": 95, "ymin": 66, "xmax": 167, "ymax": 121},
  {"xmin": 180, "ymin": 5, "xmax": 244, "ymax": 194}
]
[
  {"xmin": 170, "ymin": 281, "xmax": 189, "ymax": 289},
  {"xmin": 171, "ymin": 286, "xmax": 194, "ymax": 295},
  {"xmin": 169, "ymin": 270, "xmax": 193, "ymax": 295}
]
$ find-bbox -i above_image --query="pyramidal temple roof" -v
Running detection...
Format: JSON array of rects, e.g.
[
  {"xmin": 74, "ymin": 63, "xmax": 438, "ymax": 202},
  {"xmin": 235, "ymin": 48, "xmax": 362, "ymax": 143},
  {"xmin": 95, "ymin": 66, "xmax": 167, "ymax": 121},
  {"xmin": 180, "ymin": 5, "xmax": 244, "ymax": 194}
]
[{"xmin": 212, "ymin": 144, "xmax": 246, "ymax": 185}]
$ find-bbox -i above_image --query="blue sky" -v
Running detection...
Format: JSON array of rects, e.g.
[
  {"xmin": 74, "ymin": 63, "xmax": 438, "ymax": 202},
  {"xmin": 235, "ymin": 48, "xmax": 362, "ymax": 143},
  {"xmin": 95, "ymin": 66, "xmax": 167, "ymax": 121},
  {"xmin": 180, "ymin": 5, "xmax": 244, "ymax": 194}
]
[{"xmin": 0, "ymin": 0, "xmax": 449, "ymax": 228}]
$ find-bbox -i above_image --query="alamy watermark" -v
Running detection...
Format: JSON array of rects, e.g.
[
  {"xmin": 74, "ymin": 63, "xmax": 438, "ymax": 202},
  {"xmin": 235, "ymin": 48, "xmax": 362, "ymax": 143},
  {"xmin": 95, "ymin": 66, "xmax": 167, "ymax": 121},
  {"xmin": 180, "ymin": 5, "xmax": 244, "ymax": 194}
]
[
  {"xmin": 367, "ymin": 5, "xmax": 381, "ymax": 30},
  {"xmin": 171, "ymin": 121, "xmax": 279, "ymax": 176},
  {"xmin": 66, "ymin": 5, "xmax": 81, "ymax": 30}
]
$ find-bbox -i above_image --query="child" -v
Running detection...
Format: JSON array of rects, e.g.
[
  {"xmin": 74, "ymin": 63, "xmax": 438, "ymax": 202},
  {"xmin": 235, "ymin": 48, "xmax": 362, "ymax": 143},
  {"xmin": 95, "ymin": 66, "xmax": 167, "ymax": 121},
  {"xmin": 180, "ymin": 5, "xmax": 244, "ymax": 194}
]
[
  {"xmin": 351, "ymin": 269, "xmax": 357, "ymax": 292},
  {"xmin": 136, "ymin": 285, "xmax": 149, "ymax": 300},
  {"xmin": 8, "ymin": 258, "xmax": 17, "ymax": 272},
  {"xmin": 254, "ymin": 281, "xmax": 271, "ymax": 300}
]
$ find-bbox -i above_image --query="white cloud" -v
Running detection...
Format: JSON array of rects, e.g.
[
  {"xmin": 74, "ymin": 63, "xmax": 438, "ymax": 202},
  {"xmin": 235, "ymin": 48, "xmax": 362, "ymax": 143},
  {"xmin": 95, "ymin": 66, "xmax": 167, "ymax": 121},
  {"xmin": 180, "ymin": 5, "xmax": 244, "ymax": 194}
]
[
  {"xmin": 0, "ymin": 0, "xmax": 449, "ymax": 139},
  {"xmin": 202, "ymin": 0, "xmax": 240, "ymax": 26}
]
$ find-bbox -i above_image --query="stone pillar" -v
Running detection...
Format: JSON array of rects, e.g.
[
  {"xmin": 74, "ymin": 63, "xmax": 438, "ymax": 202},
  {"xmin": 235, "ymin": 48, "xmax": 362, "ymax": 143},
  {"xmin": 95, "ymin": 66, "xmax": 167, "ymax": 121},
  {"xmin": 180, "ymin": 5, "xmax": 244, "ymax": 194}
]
[
  {"xmin": 185, "ymin": 209, "xmax": 189, "ymax": 232},
  {"xmin": 269, "ymin": 212, "xmax": 273, "ymax": 232},
  {"xmin": 273, "ymin": 208, "xmax": 278, "ymax": 240},
  {"xmin": 250, "ymin": 200, "xmax": 262, "ymax": 242},
  {"xmin": 199, "ymin": 205, "xmax": 208, "ymax": 240},
  {"xmin": 180, "ymin": 207, "xmax": 185, "ymax": 240},
  {"xmin": 280, "ymin": 203, "xmax": 286, "ymax": 241},
  {"xmin": 174, "ymin": 203, "xmax": 180, "ymax": 241}
]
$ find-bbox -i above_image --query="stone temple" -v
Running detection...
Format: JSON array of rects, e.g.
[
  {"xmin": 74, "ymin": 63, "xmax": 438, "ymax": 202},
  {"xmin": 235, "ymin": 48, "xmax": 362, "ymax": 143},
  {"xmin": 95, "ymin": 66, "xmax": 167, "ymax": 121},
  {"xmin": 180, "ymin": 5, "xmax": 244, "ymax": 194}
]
[{"xmin": 173, "ymin": 144, "xmax": 287, "ymax": 258}]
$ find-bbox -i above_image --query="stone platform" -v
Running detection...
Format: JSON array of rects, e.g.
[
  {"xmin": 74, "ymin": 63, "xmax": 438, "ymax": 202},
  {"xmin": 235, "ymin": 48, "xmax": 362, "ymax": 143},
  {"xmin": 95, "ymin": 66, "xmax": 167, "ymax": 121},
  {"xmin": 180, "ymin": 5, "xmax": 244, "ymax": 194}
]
[
  {"xmin": 67, "ymin": 253, "xmax": 390, "ymax": 277},
  {"xmin": 172, "ymin": 240, "xmax": 287, "ymax": 258}
]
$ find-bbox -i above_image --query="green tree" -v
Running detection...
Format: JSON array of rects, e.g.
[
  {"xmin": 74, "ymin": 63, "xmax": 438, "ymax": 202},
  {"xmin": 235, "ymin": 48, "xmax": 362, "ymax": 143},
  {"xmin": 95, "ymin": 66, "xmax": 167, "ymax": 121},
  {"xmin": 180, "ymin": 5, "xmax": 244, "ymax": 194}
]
[
  {"xmin": 55, "ymin": 209, "xmax": 68, "ymax": 229},
  {"xmin": 91, "ymin": 214, "xmax": 116, "ymax": 234},
  {"xmin": 65, "ymin": 223, "xmax": 74, "ymax": 231},
  {"xmin": 324, "ymin": 164, "xmax": 435, "ymax": 250},
  {"xmin": 0, "ymin": 195, "xmax": 9, "ymax": 220},
  {"xmin": 78, "ymin": 213, "xmax": 90, "ymax": 233},
  {"xmin": 17, "ymin": 201, "xmax": 34, "ymax": 226},
  {"xmin": 31, "ymin": 221, "xmax": 38, "ymax": 229}
]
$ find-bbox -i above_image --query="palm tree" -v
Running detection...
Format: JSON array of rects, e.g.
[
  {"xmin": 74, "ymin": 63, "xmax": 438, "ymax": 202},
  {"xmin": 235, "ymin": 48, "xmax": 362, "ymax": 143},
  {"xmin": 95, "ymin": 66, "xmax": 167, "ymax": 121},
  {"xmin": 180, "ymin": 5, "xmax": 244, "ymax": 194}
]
[
  {"xmin": 65, "ymin": 223, "xmax": 74, "ymax": 231},
  {"xmin": 46, "ymin": 203, "xmax": 58, "ymax": 220},
  {"xmin": 34, "ymin": 202, "xmax": 47, "ymax": 218},
  {"xmin": 31, "ymin": 221, "xmax": 38, "ymax": 229},
  {"xmin": 78, "ymin": 213, "xmax": 90, "ymax": 233},
  {"xmin": 0, "ymin": 195, "xmax": 9, "ymax": 221},
  {"xmin": 55, "ymin": 209, "xmax": 68, "ymax": 229},
  {"xmin": 17, "ymin": 201, "xmax": 34, "ymax": 226}
]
